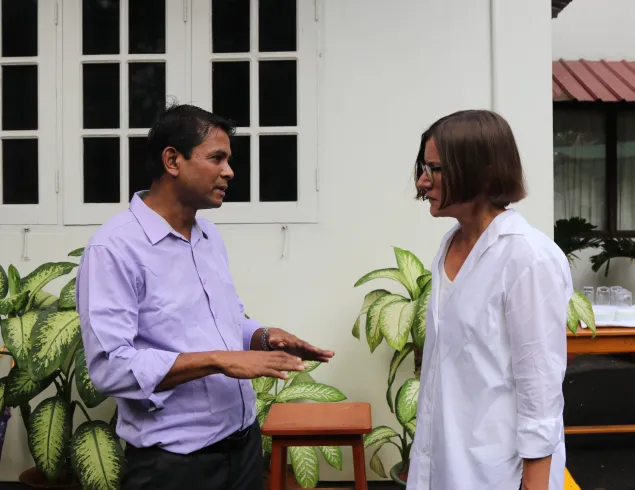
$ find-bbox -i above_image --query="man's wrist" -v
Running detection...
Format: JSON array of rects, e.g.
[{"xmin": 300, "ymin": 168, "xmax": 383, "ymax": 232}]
[{"xmin": 260, "ymin": 327, "xmax": 272, "ymax": 351}]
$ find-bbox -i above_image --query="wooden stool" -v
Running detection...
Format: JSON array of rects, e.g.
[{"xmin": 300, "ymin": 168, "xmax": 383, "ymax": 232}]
[{"xmin": 262, "ymin": 401, "xmax": 372, "ymax": 490}]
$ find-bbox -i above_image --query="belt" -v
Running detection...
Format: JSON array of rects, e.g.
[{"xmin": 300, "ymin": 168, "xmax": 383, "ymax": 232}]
[{"xmin": 199, "ymin": 424, "xmax": 253, "ymax": 453}]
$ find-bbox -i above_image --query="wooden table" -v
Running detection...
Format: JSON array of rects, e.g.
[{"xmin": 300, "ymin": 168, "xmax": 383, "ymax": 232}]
[
  {"xmin": 566, "ymin": 327, "xmax": 635, "ymax": 435},
  {"xmin": 262, "ymin": 402, "xmax": 372, "ymax": 490}
]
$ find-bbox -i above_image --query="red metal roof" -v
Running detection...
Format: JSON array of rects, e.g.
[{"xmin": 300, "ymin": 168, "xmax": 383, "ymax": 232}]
[{"xmin": 553, "ymin": 59, "xmax": 635, "ymax": 102}]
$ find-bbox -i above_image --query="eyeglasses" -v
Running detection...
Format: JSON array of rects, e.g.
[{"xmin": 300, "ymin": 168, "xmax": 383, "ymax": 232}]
[{"xmin": 418, "ymin": 162, "xmax": 442, "ymax": 183}]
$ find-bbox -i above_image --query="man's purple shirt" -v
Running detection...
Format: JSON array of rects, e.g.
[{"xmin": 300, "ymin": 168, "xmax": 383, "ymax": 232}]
[{"xmin": 75, "ymin": 192, "xmax": 260, "ymax": 453}]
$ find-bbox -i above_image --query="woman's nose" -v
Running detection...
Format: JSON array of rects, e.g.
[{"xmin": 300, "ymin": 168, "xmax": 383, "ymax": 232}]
[{"xmin": 416, "ymin": 172, "xmax": 432, "ymax": 190}]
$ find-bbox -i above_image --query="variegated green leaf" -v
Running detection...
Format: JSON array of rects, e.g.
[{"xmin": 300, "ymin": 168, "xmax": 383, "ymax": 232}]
[
  {"xmin": 31, "ymin": 291, "xmax": 59, "ymax": 311},
  {"xmin": 255, "ymin": 397, "xmax": 268, "ymax": 416},
  {"xmin": 0, "ymin": 377, "xmax": 6, "ymax": 411},
  {"xmin": 354, "ymin": 268, "xmax": 409, "ymax": 291},
  {"xmin": 20, "ymin": 262, "xmax": 77, "ymax": 309},
  {"xmin": 412, "ymin": 281, "xmax": 432, "ymax": 349},
  {"xmin": 369, "ymin": 443, "xmax": 387, "ymax": 478},
  {"xmin": 405, "ymin": 418, "xmax": 417, "ymax": 438},
  {"xmin": 289, "ymin": 446, "xmax": 319, "ymax": 488},
  {"xmin": 8, "ymin": 265, "xmax": 20, "ymax": 296},
  {"xmin": 75, "ymin": 346, "xmax": 107, "ymax": 408},
  {"xmin": 363, "ymin": 425, "xmax": 399, "ymax": 448},
  {"xmin": 318, "ymin": 445, "xmax": 343, "ymax": 470},
  {"xmin": 0, "ymin": 265, "xmax": 8, "ymax": 299},
  {"xmin": 29, "ymin": 309, "xmax": 81, "ymax": 381},
  {"xmin": 251, "ymin": 376, "xmax": 276, "ymax": 394},
  {"xmin": 0, "ymin": 290, "xmax": 30, "ymax": 316},
  {"xmin": 288, "ymin": 360, "xmax": 321, "ymax": 379},
  {"xmin": 396, "ymin": 378, "xmax": 420, "ymax": 426},
  {"xmin": 366, "ymin": 294, "xmax": 404, "ymax": 352},
  {"xmin": 290, "ymin": 372, "xmax": 316, "ymax": 386},
  {"xmin": 394, "ymin": 247, "xmax": 427, "ymax": 298},
  {"xmin": 276, "ymin": 383, "xmax": 346, "ymax": 403},
  {"xmin": 386, "ymin": 343, "xmax": 414, "ymax": 412},
  {"xmin": 61, "ymin": 334, "xmax": 81, "ymax": 377},
  {"xmin": 257, "ymin": 392, "xmax": 276, "ymax": 402},
  {"xmin": 352, "ymin": 289, "xmax": 390, "ymax": 339},
  {"xmin": 256, "ymin": 401, "xmax": 270, "ymax": 427},
  {"xmin": 68, "ymin": 248, "xmax": 85, "ymax": 257},
  {"xmin": 416, "ymin": 272, "xmax": 432, "ymax": 296},
  {"xmin": 28, "ymin": 396, "xmax": 70, "ymax": 481},
  {"xmin": 5, "ymin": 365, "xmax": 54, "ymax": 408},
  {"xmin": 571, "ymin": 290, "xmax": 596, "ymax": 335},
  {"xmin": 70, "ymin": 420, "xmax": 125, "ymax": 490},
  {"xmin": 379, "ymin": 299, "xmax": 412, "ymax": 351},
  {"xmin": 58, "ymin": 277, "xmax": 77, "ymax": 310},
  {"xmin": 262, "ymin": 434, "xmax": 272, "ymax": 454},
  {"xmin": 566, "ymin": 299, "xmax": 579, "ymax": 334},
  {"xmin": 1, "ymin": 310, "xmax": 39, "ymax": 369},
  {"xmin": 352, "ymin": 317, "xmax": 360, "ymax": 339}
]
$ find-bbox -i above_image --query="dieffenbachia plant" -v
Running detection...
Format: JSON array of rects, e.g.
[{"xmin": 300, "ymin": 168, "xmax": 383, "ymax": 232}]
[
  {"xmin": 252, "ymin": 361, "xmax": 346, "ymax": 488},
  {"xmin": 351, "ymin": 247, "xmax": 430, "ymax": 479},
  {"xmin": 0, "ymin": 248, "xmax": 124, "ymax": 490}
]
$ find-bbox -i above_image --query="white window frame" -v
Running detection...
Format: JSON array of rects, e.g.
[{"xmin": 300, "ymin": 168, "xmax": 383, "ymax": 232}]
[
  {"xmin": 61, "ymin": 0, "xmax": 188, "ymax": 225},
  {"xmin": 190, "ymin": 0, "xmax": 319, "ymax": 224},
  {"xmin": 0, "ymin": 1, "xmax": 58, "ymax": 225}
]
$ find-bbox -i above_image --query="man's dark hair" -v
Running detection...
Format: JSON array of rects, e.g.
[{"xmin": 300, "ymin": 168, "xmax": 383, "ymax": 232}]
[
  {"xmin": 146, "ymin": 103, "xmax": 236, "ymax": 181},
  {"xmin": 414, "ymin": 109, "xmax": 527, "ymax": 208}
]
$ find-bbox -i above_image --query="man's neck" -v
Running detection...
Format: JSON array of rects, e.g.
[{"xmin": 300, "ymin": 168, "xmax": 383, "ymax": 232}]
[{"xmin": 142, "ymin": 185, "xmax": 197, "ymax": 240}]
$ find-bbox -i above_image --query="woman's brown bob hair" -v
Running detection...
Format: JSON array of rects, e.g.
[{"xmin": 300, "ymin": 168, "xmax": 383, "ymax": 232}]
[{"xmin": 414, "ymin": 109, "xmax": 527, "ymax": 209}]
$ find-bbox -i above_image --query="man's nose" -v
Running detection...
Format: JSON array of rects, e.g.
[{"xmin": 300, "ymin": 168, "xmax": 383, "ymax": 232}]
[{"xmin": 222, "ymin": 161, "xmax": 234, "ymax": 180}]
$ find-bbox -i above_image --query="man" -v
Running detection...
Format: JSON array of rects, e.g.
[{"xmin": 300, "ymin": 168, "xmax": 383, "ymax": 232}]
[{"xmin": 76, "ymin": 103, "xmax": 334, "ymax": 490}]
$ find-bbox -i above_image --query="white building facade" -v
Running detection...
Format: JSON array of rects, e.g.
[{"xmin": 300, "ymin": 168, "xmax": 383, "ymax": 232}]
[{"xmin": 0, "ymin": 0, "xmax": 554, "ymax": 482}]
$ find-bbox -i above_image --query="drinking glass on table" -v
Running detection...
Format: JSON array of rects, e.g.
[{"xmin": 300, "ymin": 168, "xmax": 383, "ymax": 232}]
[
  {"xmin": 611, "ymin": 286, "xmax": 623, "ymax": 305},
  {"xmin": 583, "ymin": 286, "xmax": 595, "ymax": 304},
  {"xmin": 596, "ymin": 286, "xmax": 610, "ymax": 305},
  {"xmin": 619, "ymin": 289, "xmax": 633, "ymax": 307}
]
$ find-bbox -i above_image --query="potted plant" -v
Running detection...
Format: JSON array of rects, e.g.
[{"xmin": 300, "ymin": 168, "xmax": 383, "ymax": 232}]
[
  {"xmin": 0, "ymin": 248, "xmax": 124, "ymax": 490},
  {"xmin": 351, "ymin": 247, "xmax": 430, "ymax": 485},
  {"xmin": 251, "ymin": 360, "xmax": 347, "ymax": 488},
  {"xmin": 352, "ymin": 246, "xmax": 596, "ymax": 485}
]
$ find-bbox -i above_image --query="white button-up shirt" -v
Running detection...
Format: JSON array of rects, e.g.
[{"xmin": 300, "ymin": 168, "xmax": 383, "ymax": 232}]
[{"xmin": 407, "ymin": 209, "xmax": 572, "ymax": 490}]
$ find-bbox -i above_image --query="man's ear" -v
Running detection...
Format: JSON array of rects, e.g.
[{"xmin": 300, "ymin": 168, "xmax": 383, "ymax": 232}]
[{"xmin": 162, "ymin": 147, "xmax": 179, "ymax": 177}]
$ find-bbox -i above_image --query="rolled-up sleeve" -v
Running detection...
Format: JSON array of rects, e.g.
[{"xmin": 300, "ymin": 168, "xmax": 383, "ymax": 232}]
[
  {"xmin": 76, "ymin": 245, "xmax": 179, "ymax": 411},
  {"xmin": 504, "ymin": 256, "xmax": 569, "ymax": 459}
]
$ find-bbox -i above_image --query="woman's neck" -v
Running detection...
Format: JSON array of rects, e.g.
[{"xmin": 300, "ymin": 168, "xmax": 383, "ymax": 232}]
[{"xmin": 455, "ymin": 202, "xmax": 506, "ymax": 246}]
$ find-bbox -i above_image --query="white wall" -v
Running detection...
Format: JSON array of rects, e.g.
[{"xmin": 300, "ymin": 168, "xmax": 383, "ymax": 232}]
[
  {"xmin": 553, "ymin": 0, "xmax": 635, "ymax": 61},
  {"xmin": 0, "ymin": 0, "xmax": 554, "ymax": 482},
  {"xmin": 552, "ymin": 0, "xmax": 635, "ymax": 291}
]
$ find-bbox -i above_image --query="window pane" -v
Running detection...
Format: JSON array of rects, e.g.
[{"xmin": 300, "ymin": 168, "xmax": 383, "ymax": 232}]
[
  {"xmin": 259, "ymin": 0, "xmax": 296, "ymax": 52},
  {"xmin": 617, "ymin": 111, "xmax": 635, "ymax": 231},
  {"xmin": 259, "ymin": 60, "xmax": 296, "ymax": 127},
  {"xmin": 212, "ymin": 0, "xmax": 250, "ymax": 53},
  {"xmin": 2, "ymin": 65, "xmax": 38, "ymax": 131},
  {"xmin": 83, "ymin": 64, "xmax": 120, "ymax": 129},
  {"xmin": 83, "ymin": 137, "xmax": 120, "ymax": 203},
  {"xmin": 212, "ymin": 62, "xmax": 249, "ymax": 127},
  {"xmin": 129, "ymin": 63, "xmax": 165, "ymax": 128},
  {"xmin": 129, "ymin": 137, "xmax": 151, "ymax": 201},
  {"xmin": 553, "ymin": 110, "xmax": 606, "ymax": 230},
  {"xmin": 2, "ymin": 0, "xmax": 37, "ymax": 57},
  {"xmin": 129, "ymin": 0, "xmax": 165, "ymax": 54},
  {"xmin": 259, "ymin": 135, "xmax": 297, "ymax": 202},
  {"xmin": 225, "ymin": 135, "xmax": 250, "ymax": 202},
  {"xmin": 83, "ymin": 0, "xmax": 120, "ymax": 55},
  {"xmin": 2, "ymin": 139, "xmax": 38, "ymax": 204}
]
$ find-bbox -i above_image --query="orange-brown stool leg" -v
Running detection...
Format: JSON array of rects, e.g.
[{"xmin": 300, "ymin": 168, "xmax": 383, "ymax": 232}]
[
  {"xmin": 269, "ymin": 439, "xmax": 287, "ymax": 490},
  {"xmin": 351, "ymin": 435, "xmax": 368, "ymax": 490}
]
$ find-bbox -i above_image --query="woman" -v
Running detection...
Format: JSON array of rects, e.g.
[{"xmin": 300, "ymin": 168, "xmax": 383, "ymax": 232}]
[{"xmin": 407, "ymin": 110, "xmax": 572, "ymax": 490}]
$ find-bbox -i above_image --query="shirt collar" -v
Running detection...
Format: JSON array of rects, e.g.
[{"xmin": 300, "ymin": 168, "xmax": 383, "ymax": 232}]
[{"xmin": 130, "ymin": 191, "xmax": 204, "ymax": 246}]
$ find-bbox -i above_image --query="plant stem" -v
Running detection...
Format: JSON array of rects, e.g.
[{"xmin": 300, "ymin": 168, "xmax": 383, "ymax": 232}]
[
  {"xmin": 67, "ymin": 370, "xmax": 75, "ymax": 403},
  {"xmin": 72, "ymin": 401, "xmax": 92, "ymax": 422},
  {"xmin": 0, "ymin": 350, "xmax": 13, "ymax": 357}
]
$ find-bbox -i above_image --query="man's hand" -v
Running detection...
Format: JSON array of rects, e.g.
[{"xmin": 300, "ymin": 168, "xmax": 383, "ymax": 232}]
[
  {"xmin": 265, "ymin": 328, "xmax": 335, "ymax": 362},
  {"xmin": 215, "ymin": 350, "xmax": 307, "ymax": 380}
]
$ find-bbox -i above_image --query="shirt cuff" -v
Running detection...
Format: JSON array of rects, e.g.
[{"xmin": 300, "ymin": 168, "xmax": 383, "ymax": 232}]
[
  {"xmin": 516, "ymin": 414, "xmax": 563, "ymax": 459},
  {"xmin": 242, "ymin": 317, "xmax": 262, "ymax": 351},
  {"xmin": 130, "ymin": 349, "xmax": 179, "ymax": 412}
]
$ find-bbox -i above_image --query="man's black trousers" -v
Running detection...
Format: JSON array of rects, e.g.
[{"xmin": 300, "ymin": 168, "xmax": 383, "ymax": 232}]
[{"xmin": 120, "ymin": 420, "xmax": 264, "ymax": 490}]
